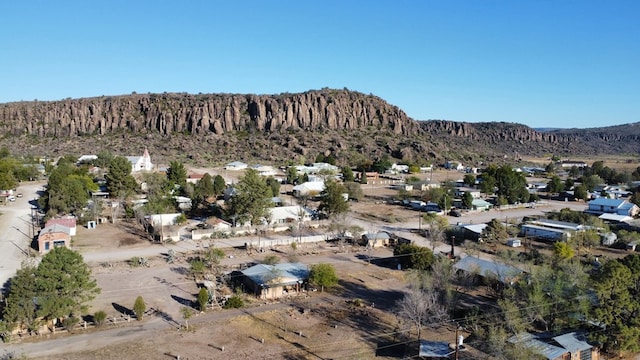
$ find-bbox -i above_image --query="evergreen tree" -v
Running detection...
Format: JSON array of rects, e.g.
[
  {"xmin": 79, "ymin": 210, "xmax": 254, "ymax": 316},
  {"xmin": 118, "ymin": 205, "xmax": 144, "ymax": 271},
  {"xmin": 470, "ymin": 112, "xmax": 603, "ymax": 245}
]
[
  {"xmin": 227, "ymin": 168, "xmax": 272, "ymax": 225},
  {"xmin": 318, "ymin": 178, "xmax": 349, "ymax": 217},
  {"xmin": 35, "ymin": 247, "xmax": 100, "ymax": 321},
  {"xmin": 167, "ymin": 160, "xmax": 187, "ymax": 189},
  {"xmin": 105, "ymin": 156, "xmax": 137, "ymax": 197}
]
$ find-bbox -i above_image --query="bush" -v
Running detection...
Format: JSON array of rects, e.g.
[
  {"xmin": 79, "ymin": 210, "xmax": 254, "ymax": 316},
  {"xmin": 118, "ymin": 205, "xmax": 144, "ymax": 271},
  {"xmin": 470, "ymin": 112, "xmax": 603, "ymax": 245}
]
[
  {"xmin": 62, "ymin": 316, "xmax": 79, "ymax": 332},
  {"xmin": 223, "ymin": 296, "xmax": 244, "ymax": 309},
  {"xmin": 93, "ymin": 310, "xmax": 107, "ymax": 327},
  {"xmin": 133, "ymin": 296, "xmax": 146, "ymax": 320},
  {"xmin": 129, "ymin": 257, "xmax": 140, "ymax": 267}
]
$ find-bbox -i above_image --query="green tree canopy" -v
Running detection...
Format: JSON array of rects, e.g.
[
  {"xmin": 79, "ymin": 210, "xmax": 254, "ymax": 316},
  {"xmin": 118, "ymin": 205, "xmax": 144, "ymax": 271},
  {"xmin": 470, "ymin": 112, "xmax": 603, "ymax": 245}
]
[
  {"xmin": 343, "ymin": 181, "xmax": 364, "ymax": 202},
  {"xmin": 394, "ymin": 244, "xmax": 435, "ymax": 270},
  {"xmin": 318, "ymin": 178, "xmax": 349, "ymax": 217},
  {"xmin": 547, "ymin": 175, "xmax": 563, "ymax": 194},
  {"xmin": 106, "ymin": 156, "xmax": 137, "ymax": 197},
  {"xmin": 41, "ymin": 162, "xmax": 98, "ymax": 214},
  {"xmin": 213, "ymin": 174, "xmax": 226, "ymax": 195},
  {"xmin": 167, "ymin": 160, "xmax": 187, "ymax": 189},
  {"xmin": 309, "ymin": 263, "xmax": 339, "ymax": 291},
  {"xmin": 341, "ymin": 166, "xmax": 355, "ymax": 182},
  {"xmin": 3, "ymin": 248, "xmax": 100, "ymax": 329},
  {"xmin": 462, "ymin": 191, "xmax": 473, "ymax": 209},
  {"xmin": 226, "ymin": 168, "xmax": 273, "ymax": 225}
]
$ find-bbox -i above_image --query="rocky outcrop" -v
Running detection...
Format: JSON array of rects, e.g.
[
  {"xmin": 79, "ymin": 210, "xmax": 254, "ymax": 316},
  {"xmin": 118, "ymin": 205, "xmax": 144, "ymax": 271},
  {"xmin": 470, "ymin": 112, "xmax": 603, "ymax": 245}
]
[{"xmin": 0, "ymin": 89, "xmax": 417, "ymax": 137}]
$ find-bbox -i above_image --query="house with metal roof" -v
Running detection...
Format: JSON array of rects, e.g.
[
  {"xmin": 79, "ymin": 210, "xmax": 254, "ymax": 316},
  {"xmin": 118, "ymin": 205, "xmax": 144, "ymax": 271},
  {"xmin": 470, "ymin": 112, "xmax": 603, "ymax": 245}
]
[
  {"xmin": 453, "ymin": 256, "xmax": 523, "ymax": 285},
  {"xmin": 418, "ymin": 340, "xmax": 454, "ymax": 359},
  {"xmin": 508, "ymin": 332, "xmax": 599, "ymax": 360},
  {"xmin": 38, "ymin": 224, "xmax": 71, "ymax": 254},
  {"xmin": 587, "ymin": 198, "xmax": 639, "ymax": 217},
  {"xmin": 240, "ymin": 262, "xmax": 309, "ymax": 299}
]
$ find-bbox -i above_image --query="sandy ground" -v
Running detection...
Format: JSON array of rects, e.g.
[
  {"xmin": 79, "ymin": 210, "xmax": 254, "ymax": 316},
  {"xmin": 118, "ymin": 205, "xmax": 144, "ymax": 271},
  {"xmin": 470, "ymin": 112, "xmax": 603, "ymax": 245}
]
[
  {"xmin": 0, "ymin": 168, "xmax": 627, "ymax": 359},
  {"xmin": 0, "ymin": 181, "xmax": 45, "ymax": 290}
]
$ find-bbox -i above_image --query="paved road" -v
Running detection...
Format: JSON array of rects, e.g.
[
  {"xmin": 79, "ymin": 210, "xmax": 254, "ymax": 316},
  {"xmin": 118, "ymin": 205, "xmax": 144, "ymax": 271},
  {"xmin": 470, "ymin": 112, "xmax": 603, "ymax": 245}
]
[{"xmin": 0, "ymin": 181, "xmax": 45, "ymax": 291}]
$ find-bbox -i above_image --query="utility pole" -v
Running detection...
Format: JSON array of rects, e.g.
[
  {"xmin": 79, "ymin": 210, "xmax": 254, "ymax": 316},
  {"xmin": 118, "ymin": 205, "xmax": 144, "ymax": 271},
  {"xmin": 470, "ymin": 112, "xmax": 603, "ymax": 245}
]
[
  {"xmin": 450, "ymin": 235, "xmax": 456, "ymax": 258},
  {"xmin": 455, "ymin": 326, "xmax": 459, "ymax": 360}
]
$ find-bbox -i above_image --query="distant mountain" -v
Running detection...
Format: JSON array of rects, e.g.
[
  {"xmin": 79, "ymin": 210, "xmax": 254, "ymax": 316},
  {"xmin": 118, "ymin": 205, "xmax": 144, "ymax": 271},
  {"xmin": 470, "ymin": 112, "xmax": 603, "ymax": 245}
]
[{"xmin": 0, "ymin": 90, "xmax": 638, "ymax": 165}]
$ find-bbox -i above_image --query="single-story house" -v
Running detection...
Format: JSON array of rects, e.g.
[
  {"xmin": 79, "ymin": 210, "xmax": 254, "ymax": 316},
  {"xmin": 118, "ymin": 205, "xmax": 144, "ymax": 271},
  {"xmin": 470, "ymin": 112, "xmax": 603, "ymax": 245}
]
[
  {"xmin": 455, "ymin": 187, "xmax": 481, "ymax": 199},
  {"xmin": 471, "ymin": 199, "xmax": 493, "ymax": 211},
  {"xmin": 145, "ymin": 213, "xmax": 182, "ymax": 242},
  {"xmin": 292, "ymin": 181, "xmax": 325, "ymax": 197},
  {"xmin": 456, "ymin": 223, "xmax": 488, "ymax": 242},
  {"xmin": 173, "ymin": 196, "xmax": 192, "ymax": 211},
  {"xmin": 360, "ymin": 232, "xmax": 391, "ymax": 248},
  {"xmin": 454, "ymin": 256, "xmax": 523, "ymax": 285},
  {"xmin": 251, "ymin": 164, "xmax": 277, "ymax": 177},
  {"xmin": 186, "ymin": 173, "xmax": 205, "ymax": 184},
  {"xmin": 559, "ymin": 160, "xmax": 587, "ymax": 168},
  {"xmin": 508, "ymin": 332, "xmax": 599, "ymax": 360},
  {"xmin": 268, "ymin": 206, "xmax": 313, "ymax": 226},
  {"xmin": 77, "ymin": 154, "xmax": 98, "ymax": 164},
  {"xmin": 587, "ymin": 198, "xmax": 639, "ymax": 217},
  {"xmin": 444, "ymin": 161, "xmax": 464, "ymax": 171},
  {"xmin": 294, "ymin": 162, "xmax": 339, "ymax": 175},
  {"xmin": 520, "ymin": 219, "xmax": 582, "ymax": 242},
  {"xmin": 598, "ymin": 213, "xmax": 633, "ymax": 224},
  {"xmin": 45, "ymin": 217, "xmax": 77, "ymax": 236},
  {"xmin": 38, "ymin": 224, "xmax": 71, "ymax": 254},
  {"xmin": 126, "ymin": 148, "xmax": 153, "ymax": 172},
  {"xmin": 240, "ymin": 262, "xmax": 309, "ymax": 299},
  {"xmin": 225, "ymin": 161, "xmax": 248, "ymax": 171}
]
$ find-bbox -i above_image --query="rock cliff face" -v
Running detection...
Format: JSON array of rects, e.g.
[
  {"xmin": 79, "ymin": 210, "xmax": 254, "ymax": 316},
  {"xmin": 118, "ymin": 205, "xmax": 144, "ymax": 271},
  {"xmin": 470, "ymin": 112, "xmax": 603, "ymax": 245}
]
[
  {"xmin": 0, "ymin": 89, "xmax": 417, "ymax": 137},
  {"xmin": 0, "ymin": 89, "xmax": 638, "ymax": 163}
]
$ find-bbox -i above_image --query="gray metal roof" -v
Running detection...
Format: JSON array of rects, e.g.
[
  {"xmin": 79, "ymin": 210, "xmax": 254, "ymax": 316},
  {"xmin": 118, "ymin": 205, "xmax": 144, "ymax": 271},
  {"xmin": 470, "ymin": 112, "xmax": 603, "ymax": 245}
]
[
  {"xmin": 553, "ymin": 332, "xmax": 592, "ymax": 353},
  {"xmin": 454, "ymin": 256, "xmax": 523, "ymax": 284},
  {"xmin": 241, "ymin": 262, "xmax": 309, "ymax": 287},
  {"xmin": 508, "ymin": 333, "xmax": 567, "ymax": 360}
]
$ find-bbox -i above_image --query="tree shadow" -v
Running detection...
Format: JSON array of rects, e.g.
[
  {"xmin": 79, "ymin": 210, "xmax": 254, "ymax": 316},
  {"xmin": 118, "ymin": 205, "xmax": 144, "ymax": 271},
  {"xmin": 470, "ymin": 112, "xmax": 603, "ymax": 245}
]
[
  {"xmin": 355, "ymin": 253, "xmax": 398, "ymax": 269},
  {"xmin": 375, "ymin": 340, "xmax": 409, "ymax": 358},
  {"xmin": 337, "ymin": 279, "xmax": 404, "ymax": 311},
  {"xmin": 170, "ymin": 266, "xmax": 189, "ymax": 276},
  {"xmin": 171, "ymin": 294, "xmax": 194, "ymax": 308},
  {"xmin": 112, "ymin": 302, "xmax": 133, "ymax": 316}
]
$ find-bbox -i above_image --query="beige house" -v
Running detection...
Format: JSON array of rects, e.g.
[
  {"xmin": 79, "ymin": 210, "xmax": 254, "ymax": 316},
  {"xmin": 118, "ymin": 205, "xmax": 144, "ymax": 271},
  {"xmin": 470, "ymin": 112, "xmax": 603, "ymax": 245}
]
[{"xmin": 38, "ymin": 224, "xmax": 71, "ymax": 254}]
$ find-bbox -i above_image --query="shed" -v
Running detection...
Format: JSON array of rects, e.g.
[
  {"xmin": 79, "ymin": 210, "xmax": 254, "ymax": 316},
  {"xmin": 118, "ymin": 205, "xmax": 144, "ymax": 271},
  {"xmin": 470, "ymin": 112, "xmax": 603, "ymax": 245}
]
[
  {"xmin": 508, "ymin": 333, "xmax": 568, "ymax": 360},
  {"xmin": 506, "ymin": 238, "xmax": 521, "ymax": 247},
  {"xmin": 360, "ymin": 232, "xmax": 391, "ymax": 248}
]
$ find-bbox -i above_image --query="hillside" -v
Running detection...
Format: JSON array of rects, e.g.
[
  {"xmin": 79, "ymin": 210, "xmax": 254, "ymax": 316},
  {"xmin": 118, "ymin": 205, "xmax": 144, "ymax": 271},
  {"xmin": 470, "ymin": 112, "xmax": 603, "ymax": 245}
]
[{"xmin": 0, "ymin": 89, "xmax": 638, "ymax": 166}]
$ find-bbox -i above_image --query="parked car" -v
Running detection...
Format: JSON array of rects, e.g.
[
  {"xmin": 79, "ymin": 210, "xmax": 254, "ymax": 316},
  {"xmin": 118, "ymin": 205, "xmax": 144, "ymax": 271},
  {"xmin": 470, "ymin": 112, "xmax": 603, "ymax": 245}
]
[
  {"xmin": 449, "ymin": 210, "xmax": 462, "ymax": 217},
  {"xmin": 7, "ymin": 196, "xmax": 16, "ymax": 202},
  {"xmin": 16, "ymin": 193, "xmax": 23, "ymax": 198}
]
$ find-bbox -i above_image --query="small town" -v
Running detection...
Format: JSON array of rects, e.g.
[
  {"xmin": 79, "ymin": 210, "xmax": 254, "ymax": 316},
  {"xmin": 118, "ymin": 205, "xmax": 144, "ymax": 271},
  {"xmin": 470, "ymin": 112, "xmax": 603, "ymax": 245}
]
[{"xmin": 1, "ymin": 147, "xmax": 639, "ymax": 360}]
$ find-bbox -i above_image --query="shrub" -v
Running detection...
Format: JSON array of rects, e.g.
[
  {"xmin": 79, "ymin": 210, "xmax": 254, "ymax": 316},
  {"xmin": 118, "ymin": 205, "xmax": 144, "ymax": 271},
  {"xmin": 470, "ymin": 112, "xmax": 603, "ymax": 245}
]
[
  {"xmin": 224, "ymin": 296, "xmax": 244, "ymax": 309},
  {"xmin": 62, "ymin": 316, "xmax": 79, "ymax": 332},
  {"xmin": 93, "ymin": 310, "xmax": 107, "ymax": 327},
  {"xmin": 133, "ymin": 296, "xmax": 146, "ymax": 320}
]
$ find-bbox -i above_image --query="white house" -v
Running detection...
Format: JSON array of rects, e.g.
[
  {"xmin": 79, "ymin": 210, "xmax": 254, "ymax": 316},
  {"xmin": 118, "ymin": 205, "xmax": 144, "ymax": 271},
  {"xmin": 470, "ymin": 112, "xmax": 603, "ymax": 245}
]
[
  {"xmin": 295, "ymin": 162, "xmax": 339, "ymax": 175},
  {"xmin": 268, "ymin": 205, "xmax": 313, "ymax": 226},
  {"xmin": 225, "ymin": 161, "xmax": 248, "ymax": 171},
  {"xmin": 292, "ymin": 181, "xmax": 325, "ymax": 197},
  {"xmin": 251, "ymin": 164, "xmax": 277, "ymax": 177},
  {"xmin": 126, "ymin": 148, "xmax": 153, "ymax": 172},
  {"xmin": 444, "ymin": 161, "xmax": 464, "ymax": 171},
  {"xmin": 77, "ymin": 154, "xmax": 98, "ymax": 164}
]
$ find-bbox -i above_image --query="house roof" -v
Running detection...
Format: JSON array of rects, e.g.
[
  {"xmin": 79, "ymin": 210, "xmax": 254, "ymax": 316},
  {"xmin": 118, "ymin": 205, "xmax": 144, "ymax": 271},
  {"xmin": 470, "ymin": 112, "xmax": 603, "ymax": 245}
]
[
  {"xmin": 241, "ymin": 262, "xmax": 309, "ymax": 287},
  {"xmin": 529, "ymin": 219, "xmax": 582, "ymax": 230},
  {"xmin": 552, "ymin": 332, "xmax": 592, "ymax": 353},
  {"xmin": 508, "ymin": 333, "xmax": 567, "ymax": 360},
  {"xmin": 363, "ymin": 232, "xmax": 390, "ymax": 240},
  {"xmin": 292, "ymin": 181, "xmax": 325, "ymax": 193},
  {"xmin": 45, "ymin": 217, "xmax": 77, "ymax": 229},
  {"xmin": 40, "ymin": 224, "xmax": 71, "ymax": 236},
  {"xmin": 269, "ymin": 206, "xmax": 312, "ymax": 222},
  {"xmin": 462, "ymin": 223, "xmax": 488, "ymax": 234},
  {"xmin": 599, "ymin": 213, "xmax": 633, "ymax": 222},
  {"xmin": 226, "ymin": 161, "xmax": 247, "ymax": 167},
  {"xmin": 418, "ymin": 340, "xmax": 453, "ymax": 358},
  {"xmin": 588, "ymin": 198, "xmax": 626, "ymax": 207},
  {"xmin": 471, "ymin": 199, "xmax": 493, "ymax": 207},
  {"xmin": 454, "ymin": 256, "xmax": 523, "ymax": 284}
]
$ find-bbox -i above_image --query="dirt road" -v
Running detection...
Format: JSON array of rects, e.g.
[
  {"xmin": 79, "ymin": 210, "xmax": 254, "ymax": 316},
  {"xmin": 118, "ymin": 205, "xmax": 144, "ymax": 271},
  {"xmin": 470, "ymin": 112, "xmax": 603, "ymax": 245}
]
[{"xmin": 0, "ymin": 181, "xmax": 45, "ymax": 290}]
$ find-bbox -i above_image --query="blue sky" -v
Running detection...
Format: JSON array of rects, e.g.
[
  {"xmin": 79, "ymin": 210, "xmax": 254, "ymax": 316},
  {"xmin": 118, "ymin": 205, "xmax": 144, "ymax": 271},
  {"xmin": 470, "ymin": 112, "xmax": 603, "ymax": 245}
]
[{"xmin": 1, "ymin": 1, "xmax": 638, "ymax": 129}]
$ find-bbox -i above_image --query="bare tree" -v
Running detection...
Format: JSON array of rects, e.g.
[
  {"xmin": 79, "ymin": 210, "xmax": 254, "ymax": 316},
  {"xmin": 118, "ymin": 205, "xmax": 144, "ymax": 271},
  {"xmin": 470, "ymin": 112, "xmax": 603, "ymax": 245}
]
[{"xmin": 397, "ymin": 285, "xmax": 448, "ymax": 344}]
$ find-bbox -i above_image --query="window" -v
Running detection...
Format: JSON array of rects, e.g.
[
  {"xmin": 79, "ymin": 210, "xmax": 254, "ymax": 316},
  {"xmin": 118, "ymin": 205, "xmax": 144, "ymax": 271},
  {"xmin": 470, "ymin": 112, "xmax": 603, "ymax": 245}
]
[
  {"xmin": 44, "ymin": 241, "xmax": 50, "ymax": 250},
  {"xmin": 53, "ymin": 240, "xmax": 66, "ymax": 248}
]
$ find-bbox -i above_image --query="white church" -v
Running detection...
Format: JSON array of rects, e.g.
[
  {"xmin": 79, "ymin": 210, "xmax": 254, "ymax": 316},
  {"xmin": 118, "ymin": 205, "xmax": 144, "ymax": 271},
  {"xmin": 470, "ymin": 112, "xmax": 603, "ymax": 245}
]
[{"xmin": 127, "ymin": 148, "xmax": 153, "ymax": 172}]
